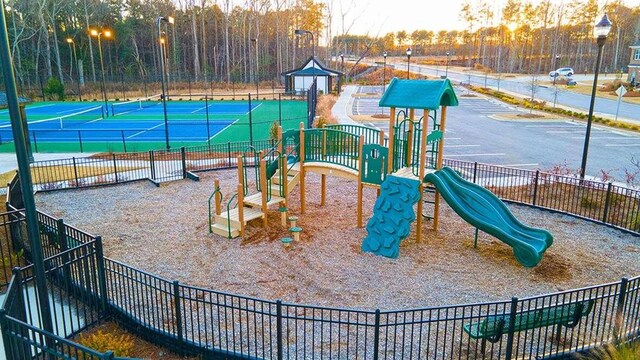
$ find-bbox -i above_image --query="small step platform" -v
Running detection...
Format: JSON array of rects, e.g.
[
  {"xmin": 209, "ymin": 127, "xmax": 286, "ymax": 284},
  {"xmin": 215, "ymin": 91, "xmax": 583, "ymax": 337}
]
[
  {"xmin": 211, "ymin": 206, "xmax": 264, "ymax": 238},
  {"xmin": 243, "ymin": 192, "xmax": 286, "ymax": 208}
]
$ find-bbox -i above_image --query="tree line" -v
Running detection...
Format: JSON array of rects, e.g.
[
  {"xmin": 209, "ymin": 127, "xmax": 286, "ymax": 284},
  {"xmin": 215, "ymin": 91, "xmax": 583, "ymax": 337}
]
[
  {"xmin": 3, "ymin": 0, "xmax": 639, "ymax": 99},
  {"xmin": 333, "ymin": 0, "xmax": 640, "ymax": 75}
]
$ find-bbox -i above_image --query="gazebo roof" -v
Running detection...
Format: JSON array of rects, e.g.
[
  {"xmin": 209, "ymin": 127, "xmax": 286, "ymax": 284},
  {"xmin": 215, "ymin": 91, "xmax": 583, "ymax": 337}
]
[
  {"xmin": 281, "ymin": 56, "xmax": 343, "ymax": 76},
  {"xmin": 379, "ymin": 78, "xmax": 458, "ymax": 110}
]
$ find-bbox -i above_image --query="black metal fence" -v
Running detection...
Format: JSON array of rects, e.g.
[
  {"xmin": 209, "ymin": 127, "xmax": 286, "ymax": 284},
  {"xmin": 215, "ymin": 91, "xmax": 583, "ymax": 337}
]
[{"xmin": 1, "ymin": 139, "xmax": 640, "ymax": 359}]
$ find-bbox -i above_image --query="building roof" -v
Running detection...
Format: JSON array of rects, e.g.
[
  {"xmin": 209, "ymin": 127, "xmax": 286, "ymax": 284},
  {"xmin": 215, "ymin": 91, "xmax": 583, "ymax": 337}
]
[
  {"xmin": 379, "ymin": 78, "xmax": 459, "ymax": 110},
  {"xmin": 282, "ymin": 56, "xmax": 343, "ymax": 76}
]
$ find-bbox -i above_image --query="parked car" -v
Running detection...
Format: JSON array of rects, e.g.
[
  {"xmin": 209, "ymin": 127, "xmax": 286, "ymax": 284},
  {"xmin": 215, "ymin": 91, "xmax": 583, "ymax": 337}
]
[{"xmin": 549, "ymin": 67, "xmax": 574, "ymax": 77}]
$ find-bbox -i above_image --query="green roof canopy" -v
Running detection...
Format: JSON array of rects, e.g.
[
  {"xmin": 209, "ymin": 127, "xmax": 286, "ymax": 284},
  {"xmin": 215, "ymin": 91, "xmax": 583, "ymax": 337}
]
[{"xmin": 378, "ymin": 78, "xmax": 459, "ymax": 110}]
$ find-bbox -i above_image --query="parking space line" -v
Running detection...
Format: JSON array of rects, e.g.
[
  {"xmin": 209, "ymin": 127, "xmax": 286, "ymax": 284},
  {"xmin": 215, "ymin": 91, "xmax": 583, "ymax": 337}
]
[
  {"xmin": 444, "ymin": 144, "xmax": 480, "ymax": 148},
  {"xmin": 604, "ymin": 144, "xmax": 640, "ymax": 147},
  {"xmin": 446, "ymin": 153, "xmax": 505, "ymax": 157}
]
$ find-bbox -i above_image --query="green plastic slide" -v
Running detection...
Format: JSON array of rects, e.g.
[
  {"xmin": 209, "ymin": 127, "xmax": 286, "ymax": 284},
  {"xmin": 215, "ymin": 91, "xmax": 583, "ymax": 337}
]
[{"xmin": 424, "ymin": 167, "xmax": 553, "ymax": 267}]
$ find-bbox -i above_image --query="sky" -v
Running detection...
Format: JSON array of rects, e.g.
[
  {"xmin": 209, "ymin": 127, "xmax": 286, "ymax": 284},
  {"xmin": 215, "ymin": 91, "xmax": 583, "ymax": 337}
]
[{"xmin": 335, "ymin": 0, "xmax": 640, "ymax": 37}]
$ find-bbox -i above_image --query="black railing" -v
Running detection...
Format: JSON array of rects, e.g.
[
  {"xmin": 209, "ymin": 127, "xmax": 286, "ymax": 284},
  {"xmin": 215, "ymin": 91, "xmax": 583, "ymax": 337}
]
[{"xmin": 1, "ymin": 140, "xmax": 640, "ymax": 359}]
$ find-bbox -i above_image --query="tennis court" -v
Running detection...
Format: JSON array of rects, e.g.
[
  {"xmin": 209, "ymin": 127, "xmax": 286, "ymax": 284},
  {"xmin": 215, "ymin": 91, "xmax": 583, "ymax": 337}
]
[{"xmin": 0, "ymin": 95, "xmax": 308, "ymax": 153}]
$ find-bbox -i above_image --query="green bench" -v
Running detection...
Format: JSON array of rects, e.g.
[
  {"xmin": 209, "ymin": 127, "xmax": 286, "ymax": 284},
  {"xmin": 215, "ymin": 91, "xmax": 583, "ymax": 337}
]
[{"xmin": 463, "ymin": 300, "xmax": 595, "ymax": 352}]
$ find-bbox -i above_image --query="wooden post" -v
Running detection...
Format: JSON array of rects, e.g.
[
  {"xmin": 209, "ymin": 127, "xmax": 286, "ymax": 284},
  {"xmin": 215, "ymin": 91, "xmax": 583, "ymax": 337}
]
[
  {"xmin": 237, "ymin": 155, "xmax": 244, "ymax": 194},
  {"xmin": 214, "ymin": 179, "xmax": 221, "ymax": 215},
  {"xmin": 299, "ymin": 122, "xmax": 306, "ymax": 213},
  {"xmin": 320, "ymin": 175, "xmax": 326, "ymax": 206},
  {"xmin": 406, "ymin": 109, "xmax": 415, "ymax": 168},
  {"xmin": 238, "ymin": 183, "xmax": 245, "ymax": 236},
  {"xmin": 387, "ymin": 107, "xmax": 396, "ymax": 173},
  {"xmin": 322, "ymin": 129, "xmax": 327, "ymax": 160},
  {"xmin": 278, "ymin": 126, "xmax": 283, "ymax": 154},
  {"xmin": 379, "ymin": 130, "xmax": 385, "ymax": 146},
  {"xmin": 260, "ymin": 158, "xmax": 268, "ymax": 226},
  {"xmin": 416, "ymin": 110, "xmax": 430, "ymax": 243},
  {"xmin": 434, "ymin": 106, "xmax": 447, "ymax": 232},
  {"xmin": 357, "ymin": 135, "xmax": 364, "ymax": 227}
]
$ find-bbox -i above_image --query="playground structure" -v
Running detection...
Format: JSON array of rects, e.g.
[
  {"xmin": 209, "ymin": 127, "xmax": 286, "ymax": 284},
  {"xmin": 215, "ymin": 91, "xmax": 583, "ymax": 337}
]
[{"xmin": 209, "ymin": 78, "xmax": 553, "ymax": 267}]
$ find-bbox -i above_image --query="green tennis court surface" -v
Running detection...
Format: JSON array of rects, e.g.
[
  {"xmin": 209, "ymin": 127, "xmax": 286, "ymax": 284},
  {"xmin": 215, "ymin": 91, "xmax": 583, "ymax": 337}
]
[{"xmin": 0, "ymin": 97, "xmax": 308, "ymax": 153}]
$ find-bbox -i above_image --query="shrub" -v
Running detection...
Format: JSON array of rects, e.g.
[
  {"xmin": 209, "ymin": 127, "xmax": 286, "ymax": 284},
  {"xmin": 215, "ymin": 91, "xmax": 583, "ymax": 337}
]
[
  {"xmin": 77, "ymin": 330, "xmax": 134, "ymax": 356},
  {"xmin": 43, "ymin": 77, "xmax": 65, "ymax": 100},
  {"xmin": 573, "ymin": 342, "xmax": 640, "ymax": 360},
  {"xmin": 580, "ymin": 196, "xmax": 600, "ymax": 210},
  {"xmin": 269, "ymin": 121, "xmax": 279, "ymax": 140}
]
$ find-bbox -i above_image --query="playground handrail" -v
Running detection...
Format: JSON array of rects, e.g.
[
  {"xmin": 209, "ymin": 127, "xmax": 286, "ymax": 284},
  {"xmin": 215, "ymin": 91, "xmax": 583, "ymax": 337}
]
[{"xmin": 207, "ymin": 180, "xmax": 223, "ymax": 234}]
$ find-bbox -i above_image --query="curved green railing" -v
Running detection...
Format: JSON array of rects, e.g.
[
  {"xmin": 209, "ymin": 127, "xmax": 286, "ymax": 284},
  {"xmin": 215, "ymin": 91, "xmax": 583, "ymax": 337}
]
[
  {"xmin": 325, "ymin": 124, "xmax": 381, "ymax": 145},
  {"xmin": 304, "ymin": 128, "xmax": 360, "ymax": 172}
]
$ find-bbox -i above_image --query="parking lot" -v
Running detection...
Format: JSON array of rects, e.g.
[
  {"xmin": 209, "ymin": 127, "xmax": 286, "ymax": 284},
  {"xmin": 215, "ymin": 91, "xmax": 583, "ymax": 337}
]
[{"xmin": 350, "ymin": 86, "xmax": 640, "ymax": 181}]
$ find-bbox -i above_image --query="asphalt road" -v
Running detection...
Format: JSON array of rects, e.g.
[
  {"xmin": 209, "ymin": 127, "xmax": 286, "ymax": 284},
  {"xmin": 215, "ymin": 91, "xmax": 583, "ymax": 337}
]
[
  {"xmin": 384, "ymin": 61, "xmax": 639, "ymax": 124},
  {"xmin": 353, "ymin": 85, "xmax": 640, "ymax": 181}
]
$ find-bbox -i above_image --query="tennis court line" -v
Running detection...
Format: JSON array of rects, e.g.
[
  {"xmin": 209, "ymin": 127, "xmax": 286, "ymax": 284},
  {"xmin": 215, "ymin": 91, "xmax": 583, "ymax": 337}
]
[
  {"xmin": 190, "ymin": 104, "xmax": 214, "ymax": 114},
  {"xmin": 244, "ymin": 102, "xmax": 263, "ymax": 115},
  {"xmin": 208, "ymin": 119, "xmax": 240, "ymax": 142},
  {"xmin": 127, "ymin": 123, "xmax": 165, "ymax": 139}
]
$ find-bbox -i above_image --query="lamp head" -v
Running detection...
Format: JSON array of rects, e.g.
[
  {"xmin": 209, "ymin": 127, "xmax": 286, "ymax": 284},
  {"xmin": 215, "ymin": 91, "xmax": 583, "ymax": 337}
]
[
  {"xmin": 294, "ymin": 29, "xmax": 308, "ymax": 35},
  {"xmin": 103, "ymin": 29, "xmax": 112, "ymax": 38},
  {"xmin": 383, "ymin": 51, "xmax": 387, "ymax": 58},
  {"xmin": 594, "ymin": 14, "xmax": 612, "ymax": 39},
  {"xmin": 167, "ymin": 16, "xmax": 175, "ymax": 24},
  {"xmin": 406, "ymin": 47, "xmax": 412, "ymax": 56},
  {"xmin": 446, "ymin": 51, "xmax": 450, "ymax": 56},
  {"xmin": 66, "ymin": 38, "xmax": 74, "ymax": 44},
  {"xmin": 90, "ymin": 29, "xmax": 98, "ymax": 37},
  {"xmin": 556, "ymin": 54, "xmax": 560, "ymax": 59},
  {"xmin": 160, "ymin": 37, "xmax": 165, "ymax": 44}
]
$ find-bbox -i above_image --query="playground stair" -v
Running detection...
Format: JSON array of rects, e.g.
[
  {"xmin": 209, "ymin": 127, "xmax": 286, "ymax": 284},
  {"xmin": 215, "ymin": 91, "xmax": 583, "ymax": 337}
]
[
  {"xmin": 211, "ymin": 206, "xmax": 264, "ymax": 237},
  {"xmin": 211, "ymin": 165, "xmax": 301, "ymax": 239}
]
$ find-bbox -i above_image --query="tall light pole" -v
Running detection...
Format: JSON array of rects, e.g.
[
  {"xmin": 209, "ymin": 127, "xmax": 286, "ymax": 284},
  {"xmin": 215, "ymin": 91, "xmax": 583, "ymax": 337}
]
[
  {"xmin": 251, "ymin": 38, "xmax": 259, "ymax": 98},
  {"xmin": 406, "ymin": 47, "xmax": 412, "ymax": 79},
  {"xmin": 553, "ymin": 54, "xmax": 560, "ymax": 86},
  {"xmin": 295, "ymin": 29, "xmax": 315, "ymax": 93},
  {"xmin": 90, "ymin": 28, "xmax": 112, "ymax": 114},
  {"xmin": 340, "ymin": 53, "xmax": 344, "ymax": 73},
  {"xmin": 66, "ymin": 38, "xmax": 82, "ymax": 101},
  {"xmin": 156, "ymin": 15, "xmax": 174, "ymax": 151},
  {"xmin": 445, "ymin": 51, "xmax": 450, "ymax": 78},
  {"xmin": 383, "ymin": 51, "xmax": 387, "ymax": 92},
  {"xmin": 0, "ymin": 0, "xmax": 55, "ymax": 342},
  {"xmin": 580, "ymin": 14, "xmax": 612, "ymax": 180}
]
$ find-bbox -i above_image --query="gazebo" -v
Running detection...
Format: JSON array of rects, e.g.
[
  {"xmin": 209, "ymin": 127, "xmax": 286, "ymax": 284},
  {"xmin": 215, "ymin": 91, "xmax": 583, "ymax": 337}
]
[{"xmin": 281, "ymin": 56, "xmax": 343, "ymax": 94}]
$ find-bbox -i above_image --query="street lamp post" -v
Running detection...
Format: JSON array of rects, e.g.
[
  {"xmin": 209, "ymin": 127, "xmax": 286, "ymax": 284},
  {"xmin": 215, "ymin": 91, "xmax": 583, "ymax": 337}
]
[
  {"xmin": 251, "ymin": 38, "xmax": 258, "ymax": 98},
  {"xmin": 156, "ymin": 15, "xmax": 174, "ymax": 150},
  {"xmin": 445, "ymin": 51, "xmax": 450, "ymax": 78},
  {"xmin": 340, "ymin": 53, "xmax": 344, "ymax": 93},
  {"xmin": 295, "ymin": 29, "xmax": 316, "ymax": 92},
  {"xmin": 580, "ymin": 14, "xmax": 612, "ymax": 180},
  {"xmin": 406, "ymin": 47, "xmax": 412, "ymax": 79},
  {"xmin": 66, "ymin": 38, "xmax": 82, "ymax": 101},
  {"xmin": 90, "ymin": 28, "xmax": 112, "ymax": 114},
  {"xmin": 383, "ymin": 51, "xmax": 387, "ymax": 93},
  {"xmin": 553, "ymin": 54, "xmax": 560, "ymax": 86}
]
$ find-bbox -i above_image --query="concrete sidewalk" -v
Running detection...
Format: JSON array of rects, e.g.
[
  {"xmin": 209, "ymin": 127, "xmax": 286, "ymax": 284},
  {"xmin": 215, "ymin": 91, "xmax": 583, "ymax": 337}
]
[
  {"xmin": 332, "ymin": 85, "xmax": 359, "ymax": 125},
  {"xmin": 0, "ymin": 152, "xmax": 93, "ymax": 174}
]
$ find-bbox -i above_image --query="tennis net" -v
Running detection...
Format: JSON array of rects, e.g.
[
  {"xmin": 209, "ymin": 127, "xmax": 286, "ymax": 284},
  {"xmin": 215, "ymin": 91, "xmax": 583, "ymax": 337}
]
[
  {"xmin": 13, "ymin": 105, "xmax": 106, "ymax": 130},
  {"xmin": 111, "ymin": 94, "xmax": 162, "ymax": 116}
]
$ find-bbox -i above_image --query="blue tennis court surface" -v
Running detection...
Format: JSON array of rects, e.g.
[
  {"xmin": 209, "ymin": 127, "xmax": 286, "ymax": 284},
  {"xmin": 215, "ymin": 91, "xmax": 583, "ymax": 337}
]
[{"xmin": 0, "ymin": 100, "xmax": 260, "ymax": 142}]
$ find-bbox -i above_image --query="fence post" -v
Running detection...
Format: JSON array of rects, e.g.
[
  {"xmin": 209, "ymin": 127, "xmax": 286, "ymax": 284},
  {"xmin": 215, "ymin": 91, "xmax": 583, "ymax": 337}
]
[
  {"xmin": 227, "ymin": 142, "xmax": 232, "ymax": 168},
  {"xmin": 533, "ymin": 170, "xmax": 539, "ymax": 206},
  {"xmin": 0, "ymin": 309, "xmax": 15, "ymax": 360},
  {"xmin": 72, "ymin": 157, "xmax": 79, "ymax": 187},
  {"xmin": 181, "ymin": 147, "xmax": 187, "ymax": 179},
  {"xmin": 121, "ymin": 130, "xmax": 127, "ymax": 152},
  {"xmin": 276, "ymin": 300, "xmax": 283, "ymax": 360},
  {"xmin": 32, "ymin": 132, "xmax": 38, "ymax": 153},
  {"xmin": 78, "ymin": 131, "xmax": 83, "ymax": 153},
  {"xmin": 614, "ymin": 278, "xmax": 628, "ymax": 343},
  {"xmin": 112, "ymin": 154, "xmax": 118, "ymax": 183},
  {"xmin": 94, "ymin": 236, "xmax": 109, "ymax": 313},
  {"xmin": 56, "ymin": 218, "xmax": 72, "ymax": 290},
  {"xmin": 472, "ymin": 162, "xmax": 478, "ymax": 183},
  {"xmin": 504, "ymin": 297, "xmax": 519, "ymax": 360},
  {"xmin": 173, "ymin": 280, "xmax": 184, "ymax": 345},
  {"xmin": 373, "ymin": 309, "xmax": 381, "ymax": 360},
  {"xmin": 149, "ymin": 151, "xmax": 156, "ymax": 180},
  {"xmin": 602, "ymin": 182, "xmax": 613, "ymax": 223}
]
